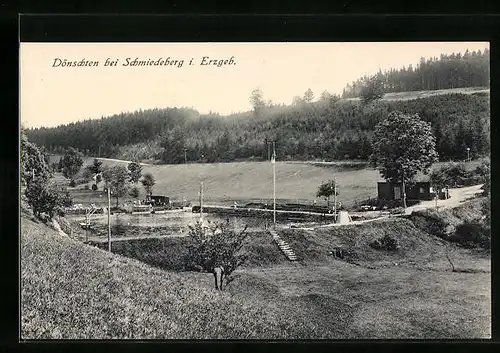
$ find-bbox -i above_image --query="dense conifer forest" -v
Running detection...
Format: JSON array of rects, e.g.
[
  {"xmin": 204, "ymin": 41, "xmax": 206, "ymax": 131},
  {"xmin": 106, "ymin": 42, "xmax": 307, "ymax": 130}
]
[
  {"xmin": 26, "ymin": 48, "xmax": 490, "ymax": 164},
  {"xmin": 342, "ymin": 49, "xmax": 489, "ymax": 98}
]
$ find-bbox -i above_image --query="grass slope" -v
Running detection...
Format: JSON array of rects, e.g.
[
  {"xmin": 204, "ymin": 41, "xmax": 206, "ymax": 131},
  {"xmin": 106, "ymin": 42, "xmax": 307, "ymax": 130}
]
[
  {"xmin": 21, "ymin": 205, "xmax": 491, "ymax": 339},
  {"xmin": 91, "ymin": 230, "xmax": 289, "ymax": 272},
  {"xmin": 21, "ymin": 215, "xmax": 324, "ymax": 339},
  {"xmin": 279, "ymin": 216, "xmax": 490, "ymax": 272}
]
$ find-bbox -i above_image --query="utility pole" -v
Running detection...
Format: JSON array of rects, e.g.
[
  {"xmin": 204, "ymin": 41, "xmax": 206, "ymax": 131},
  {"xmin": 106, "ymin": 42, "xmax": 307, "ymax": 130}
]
[
  {"xmin": 333, "ymin": 177, "xmax": 337, "ymax": 223},
  {"xmin": 107, "ymin": 187, "xmax": 111, "ymax": 252},
  {"xmin": 200, "ymin": 181, "xmax": 204, "ymax": 221},
  {"xmin": 184, "ymin": 148, "xmax": 187, "ymax": 164},
  {"xmin": 466, "ymin": 147, "xmax": 470, "ymax": 163},
  {"xmin": 272, "ymin": 141, "xmax": 276, "ymax": 228},
  {"xmin": 402, "ymin": 170, "xmax": 407, "ymax": 212},
  {"xmin": 85, "ymin": 193, "xmax": 89, "ymax": 243}
]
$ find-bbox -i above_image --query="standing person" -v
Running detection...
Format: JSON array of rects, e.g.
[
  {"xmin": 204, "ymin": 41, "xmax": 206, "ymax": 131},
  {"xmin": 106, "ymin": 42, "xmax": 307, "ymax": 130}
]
[{"xmin": 213, "ymin": 265, "xmax": 225, "ymax": 291}]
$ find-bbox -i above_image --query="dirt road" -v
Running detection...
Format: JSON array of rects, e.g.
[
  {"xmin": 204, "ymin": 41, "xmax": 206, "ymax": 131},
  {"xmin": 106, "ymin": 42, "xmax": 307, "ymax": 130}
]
[
  {"xmin": 299, "ymin": 184, "xmax": 485, "ymax": 230},
  {"xmin": 95, "ymin": 157, "xmax": 151, "ymax": 166},
  {"xmin": 406, "ymin": 184, "xmax": 484, "ymax": 213}
]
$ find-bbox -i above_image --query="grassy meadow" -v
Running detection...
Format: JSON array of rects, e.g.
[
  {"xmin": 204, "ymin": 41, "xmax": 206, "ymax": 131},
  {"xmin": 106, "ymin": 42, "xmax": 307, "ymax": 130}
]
[
  {"xmin": 21, "ymin": 196, "xmax": 491, "ymax": 339},
  {"xmin": 50, "ymin": 155, "xmax": 484, "ymax": 210}
]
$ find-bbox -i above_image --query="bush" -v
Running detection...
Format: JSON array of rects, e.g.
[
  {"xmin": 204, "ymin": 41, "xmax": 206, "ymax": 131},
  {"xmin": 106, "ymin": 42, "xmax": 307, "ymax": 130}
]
[
  {"xmin": 91, "ymin": 184, "xmax": 98, "ymax": 191},
  {"xmin": 24, "ymin": 180, "xmax": 73, "ymax": 220},
  {"xmin": 431, "ymin": 160, "xmax": 489, "ymax": 190},
  {"xmin": 69, "ymin": 179, "xmax": 76, "ymax": 187},
  {"xmin": 451, "ymin": 221, "xmax": 490, "ymax": 249},
  {"xmin": 110, "ymin": 206, "xmax": 128, "ymax": 214},
  {"xmin": 410, "ymin": 210, "xmax": 449, "ymax": 238},
  {"xmin": 129, "ymin": 186, "xmax": 140, "ymax": 198},
  {"xmin": 83, "ymin": 184, "xmax": 89, "ymax": 190},
  {"xmin": 369, "ymin": 234, "xmax": 400, "ymax": 251},
  {"xmin": 50, "ymin": 162, "xmax": 60, "ymax": 172}
]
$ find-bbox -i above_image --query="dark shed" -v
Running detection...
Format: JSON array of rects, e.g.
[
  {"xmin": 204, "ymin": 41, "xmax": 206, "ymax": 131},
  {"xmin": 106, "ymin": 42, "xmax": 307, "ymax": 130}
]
[
  {"xmin": 377, "ymin": 181, "xmax": 433, "ymax": 201},
  {"xmin": 146, "ymin": 195, "xmax": 170, "ymax": 206}
]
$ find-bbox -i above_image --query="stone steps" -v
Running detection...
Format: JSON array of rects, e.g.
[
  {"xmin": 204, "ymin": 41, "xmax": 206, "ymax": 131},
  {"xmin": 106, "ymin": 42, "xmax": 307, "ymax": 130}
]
[{"xmin": 269, "ymin": 230, "xmax": 298, "ymax": 262}]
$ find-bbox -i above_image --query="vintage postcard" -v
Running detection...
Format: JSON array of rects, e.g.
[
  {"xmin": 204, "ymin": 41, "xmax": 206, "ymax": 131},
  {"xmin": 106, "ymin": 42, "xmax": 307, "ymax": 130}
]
[{"xmin": 20, "ymin": 41, "xmax": 491, "ymax": 339}]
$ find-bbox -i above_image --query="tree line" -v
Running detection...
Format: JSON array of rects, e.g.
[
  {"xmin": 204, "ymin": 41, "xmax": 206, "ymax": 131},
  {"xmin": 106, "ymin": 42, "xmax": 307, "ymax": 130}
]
[
  {"xmin": 27, "ymin": 91, "xmax": 490, "ymax": 164},
  {"xmin": 342, "ymin": 48, "xmax": 489, "ymax": 98}
]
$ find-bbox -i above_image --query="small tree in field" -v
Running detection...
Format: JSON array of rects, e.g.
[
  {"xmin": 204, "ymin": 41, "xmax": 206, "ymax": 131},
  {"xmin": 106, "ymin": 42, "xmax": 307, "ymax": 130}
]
[
  {"xmin": 102, "ymin": 165, "xmax": 130, "ymax": 207},
  {"xmin": 88, "ymin": 158, "xmax": 103, "ymax": 177},
  {"xmin": 370, "ymin": 111, "xmax": 438, "ymax": 210},
  {"xmin": 316, "ymin": 180, "xmax": 338, "ymax": 209},
  {"xmin": 186, "ymin": 220, "xmax": 249, "ymax": 290},
  {"xmin": 61, "ymin": 147, "xmax": 84, "ymax": 184},
  {"xmin": 127, "ymin": 161, "xmax": 143, "ymax": 184},
  {"xmin": 141, "ymin": 172, "xmax": 155, "ymax": 196}
]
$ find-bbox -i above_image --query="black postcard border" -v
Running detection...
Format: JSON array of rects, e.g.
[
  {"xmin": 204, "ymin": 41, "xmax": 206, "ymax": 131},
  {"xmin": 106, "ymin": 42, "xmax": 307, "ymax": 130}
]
[{"xmin": 2, "ymin": 13, "xmax": 499, "ymax": 353}]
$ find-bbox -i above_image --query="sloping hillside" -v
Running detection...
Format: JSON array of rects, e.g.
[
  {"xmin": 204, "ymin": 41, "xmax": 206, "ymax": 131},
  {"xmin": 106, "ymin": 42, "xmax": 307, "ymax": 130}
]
[
  {"xmin": 279, "ymin": 216, "xmax": 489, "ymax": 272},
  {"xmin": 20, "ymin": 215, "xmax": 323, "ymax": 339},
  {"xmin": 30, "ymin": 89, "xmax": 490, "ymax": 163},
  {"xmin": 21, "ymin": 207, "xmax": 491, "ymax": 339}
]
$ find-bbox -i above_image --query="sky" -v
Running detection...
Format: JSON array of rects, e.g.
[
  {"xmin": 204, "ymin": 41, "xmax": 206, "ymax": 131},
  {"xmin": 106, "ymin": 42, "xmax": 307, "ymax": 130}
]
[{"xmin": 20, "ymin": 42, "xmax": 489, "ymax": 128}]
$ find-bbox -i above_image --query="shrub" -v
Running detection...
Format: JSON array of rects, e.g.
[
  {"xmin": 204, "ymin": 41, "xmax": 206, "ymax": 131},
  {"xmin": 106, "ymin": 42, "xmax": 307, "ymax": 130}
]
[
  {"xmin": 410, "ymin": 210, "xmax": 449, "ymax": 238},
  {"xmin": 431, "ymin": 161, "xmax": 489, "ymax": 190},
  {"xmin": 83, "ymin": 184, "xmax": 89, "ymax": 190},
  {"xmin": 451, "ymin": 221, "xmax": 490, "ymax": 249},
  {"xmin": 24, "ymin": 180, "xmax": 73, "ymax": 220},
  {"xmin": 129, "ymin": 186, "xmax": 140, "ymax": 198},
  {"xmin": 69, "ymin": 179, "xmax": 76, "ymax": 187},
  {"xmin": 91, "ymin": 184, "xmax": 98, "ymax": 191},
  {"xmin": 369, "ymin": 234, "xmax": 400, "ymax": 251},
  {"xmin": 110, "ymin": 206, "xmax": 128, "ymax": 214}
]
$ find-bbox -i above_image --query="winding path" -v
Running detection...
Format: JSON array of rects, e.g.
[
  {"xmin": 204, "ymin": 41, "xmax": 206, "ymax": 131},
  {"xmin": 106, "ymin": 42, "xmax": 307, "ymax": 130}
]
[{"xmin": 298, "ymin": 184, "xmax": 485, "ymax": 230}]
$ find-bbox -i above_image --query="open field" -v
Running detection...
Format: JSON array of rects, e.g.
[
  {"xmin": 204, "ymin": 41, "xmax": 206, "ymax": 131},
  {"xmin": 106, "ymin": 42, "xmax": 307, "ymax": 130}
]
[
  {"xmin": 51, "ymin": 159, "xmax": 484, "ymax": 208},
  {"xmin": 345, "ymin": 87, "xmax": 489, "ymax": 102},
  {"xmin": 21, "ymin": 198, "xmax": 491, "ymax": 339}
]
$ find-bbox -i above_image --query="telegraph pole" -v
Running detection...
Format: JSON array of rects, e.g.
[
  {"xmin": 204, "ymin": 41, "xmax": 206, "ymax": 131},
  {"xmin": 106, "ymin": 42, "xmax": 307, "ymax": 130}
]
[
  {"xmin": 333, "ymin": 177, "xmax": 337, "ymax": 223},
  {"xmin": 200, "ymin": 181, "xmax": 204, "ymax": 221},
  {"xmin": 184, "ymin": 148, "xmax": 187, "ymax": 164},
  {"xmin": 402, "ymin": 170, "xmax": 407, "ymax": 212},
  {"xmin": 272, "ymin": 141, "xmax": 276, "ymax": 228},
  {"xmin": 107, "ymin": 187, "xmax": 111, "ymax": 252}
]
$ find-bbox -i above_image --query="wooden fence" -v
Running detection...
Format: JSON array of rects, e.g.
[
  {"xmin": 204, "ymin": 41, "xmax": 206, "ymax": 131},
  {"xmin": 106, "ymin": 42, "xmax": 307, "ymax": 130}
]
[{"xmin": 55, "ymin": 215, "xmax": 75, "ymax": 238}]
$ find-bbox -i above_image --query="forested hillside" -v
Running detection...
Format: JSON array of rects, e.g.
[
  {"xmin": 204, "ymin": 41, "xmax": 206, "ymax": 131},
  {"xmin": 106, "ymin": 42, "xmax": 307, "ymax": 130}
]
[
  {"xmin": 342, "ymin": 49, "xmax": 489, "ymax": 98},
  {"xmin": 27, "ymin": 91, "xmax": 490, "ymax": 164}
]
